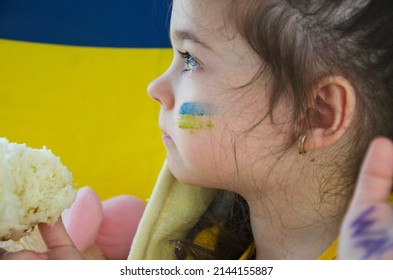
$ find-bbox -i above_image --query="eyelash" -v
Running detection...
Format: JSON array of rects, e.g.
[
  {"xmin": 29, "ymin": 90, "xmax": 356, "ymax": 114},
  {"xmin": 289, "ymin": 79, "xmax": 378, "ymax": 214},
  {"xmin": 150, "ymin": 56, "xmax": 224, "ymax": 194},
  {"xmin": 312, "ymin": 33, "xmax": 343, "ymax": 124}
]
[{"xmin": 178, "ymin": 51, "xmax": 201, "ymax": 72}]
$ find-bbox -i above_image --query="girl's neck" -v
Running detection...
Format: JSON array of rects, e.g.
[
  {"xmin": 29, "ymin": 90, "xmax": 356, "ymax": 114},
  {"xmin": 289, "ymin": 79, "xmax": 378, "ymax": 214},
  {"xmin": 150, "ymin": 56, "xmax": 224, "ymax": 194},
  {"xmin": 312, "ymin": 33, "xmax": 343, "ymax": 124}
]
[{"xmin": 245, "ymin": 185, "xmax": 347, "ymax": 260}]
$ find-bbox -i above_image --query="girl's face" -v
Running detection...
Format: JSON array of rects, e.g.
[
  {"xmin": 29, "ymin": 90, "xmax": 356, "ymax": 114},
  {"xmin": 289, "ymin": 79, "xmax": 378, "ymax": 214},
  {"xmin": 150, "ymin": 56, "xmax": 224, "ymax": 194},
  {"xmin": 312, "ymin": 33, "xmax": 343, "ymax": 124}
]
[{"xmin": 148, "ymin": 0, "xmax": 293, "ymax": 196}]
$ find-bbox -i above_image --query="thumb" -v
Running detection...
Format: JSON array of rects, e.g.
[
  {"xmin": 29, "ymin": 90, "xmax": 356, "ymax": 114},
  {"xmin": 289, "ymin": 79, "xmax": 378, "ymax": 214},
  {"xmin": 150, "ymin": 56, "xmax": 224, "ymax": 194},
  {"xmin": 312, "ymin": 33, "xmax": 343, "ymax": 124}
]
[
  {"xmin": 350, "ymin": 137, "xmax": 393, "ymax": 207},
  {"xmin": 38, "ymin": 217, "xmax": 75, "ymax": 250},
  {"xmin": 38, "ymin": 218, "xmax": 83, "ymax": 259}
]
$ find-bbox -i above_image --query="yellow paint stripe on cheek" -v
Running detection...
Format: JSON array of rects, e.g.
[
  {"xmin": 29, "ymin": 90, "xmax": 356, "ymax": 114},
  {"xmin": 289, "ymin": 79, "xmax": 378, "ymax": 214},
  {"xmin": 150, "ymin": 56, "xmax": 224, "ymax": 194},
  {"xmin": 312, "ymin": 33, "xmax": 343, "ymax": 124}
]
[{"xmin": 178, "ymin": 115, "xmax": 214, "ymax": 130}]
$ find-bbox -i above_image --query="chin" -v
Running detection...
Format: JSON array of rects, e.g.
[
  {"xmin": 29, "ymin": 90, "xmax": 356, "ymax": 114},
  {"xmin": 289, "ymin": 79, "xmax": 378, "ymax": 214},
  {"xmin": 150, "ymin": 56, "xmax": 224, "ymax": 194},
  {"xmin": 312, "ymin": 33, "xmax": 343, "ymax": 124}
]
[
  {"xmin": 166, "ymin": 158, "xmax": 188, "ymax": 182},
  {"xmin": 165, "ymin": 152, "xmax": 218, "ymax": 188},
  {"xmin": 165, "ymin": 158, "xmax": 195, "ymax": 185}
]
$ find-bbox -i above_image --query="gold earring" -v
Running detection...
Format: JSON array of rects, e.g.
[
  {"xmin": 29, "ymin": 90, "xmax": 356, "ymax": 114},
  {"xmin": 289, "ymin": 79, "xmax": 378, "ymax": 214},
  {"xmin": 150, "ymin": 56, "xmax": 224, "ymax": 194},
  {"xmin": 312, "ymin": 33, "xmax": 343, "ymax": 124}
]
[{"xmin": 298, "ymin": 134, "xmax": 307, "ymax": 156}]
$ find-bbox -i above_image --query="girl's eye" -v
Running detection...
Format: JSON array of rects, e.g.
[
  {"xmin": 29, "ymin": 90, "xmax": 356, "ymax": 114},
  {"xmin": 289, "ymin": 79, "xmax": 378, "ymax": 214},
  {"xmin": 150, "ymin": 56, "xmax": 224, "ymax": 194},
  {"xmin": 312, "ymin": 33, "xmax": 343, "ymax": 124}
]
[{"xmin": 178, "ymin": 51, "xmax": 201, "ymax": 72}]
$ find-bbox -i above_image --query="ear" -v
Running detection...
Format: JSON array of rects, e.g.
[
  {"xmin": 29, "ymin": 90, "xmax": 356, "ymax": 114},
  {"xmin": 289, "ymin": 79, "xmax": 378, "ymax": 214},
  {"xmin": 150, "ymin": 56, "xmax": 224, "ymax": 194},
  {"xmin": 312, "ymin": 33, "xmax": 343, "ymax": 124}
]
[{"xmin": 303, "ymin": 76, "xmax": 356, "ymax": 153}]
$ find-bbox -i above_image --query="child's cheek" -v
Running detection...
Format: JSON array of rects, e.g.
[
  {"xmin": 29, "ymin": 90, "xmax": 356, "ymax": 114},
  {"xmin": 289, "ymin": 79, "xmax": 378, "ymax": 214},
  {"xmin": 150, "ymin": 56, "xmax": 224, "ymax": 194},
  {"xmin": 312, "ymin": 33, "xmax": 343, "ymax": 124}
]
[{"xmin": 177, "ymin": 102, "xmax": 216, "ymax": 131}]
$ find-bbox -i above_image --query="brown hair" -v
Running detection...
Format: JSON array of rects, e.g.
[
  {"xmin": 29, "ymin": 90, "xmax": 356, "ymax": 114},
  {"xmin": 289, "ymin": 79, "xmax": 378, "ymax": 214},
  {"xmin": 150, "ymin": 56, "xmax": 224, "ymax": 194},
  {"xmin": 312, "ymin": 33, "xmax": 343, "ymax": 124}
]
[{"xmin": 174, "ymin": 0, "xmax": 393, "ymax": 259}]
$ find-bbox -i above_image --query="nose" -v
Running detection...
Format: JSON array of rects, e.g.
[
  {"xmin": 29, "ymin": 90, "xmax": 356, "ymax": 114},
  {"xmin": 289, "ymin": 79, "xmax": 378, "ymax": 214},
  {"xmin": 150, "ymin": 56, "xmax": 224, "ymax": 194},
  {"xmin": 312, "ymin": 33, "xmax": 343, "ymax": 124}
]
[{"xmin": 147, "ymin": 72, "xmax": 175, "ymax": 110}]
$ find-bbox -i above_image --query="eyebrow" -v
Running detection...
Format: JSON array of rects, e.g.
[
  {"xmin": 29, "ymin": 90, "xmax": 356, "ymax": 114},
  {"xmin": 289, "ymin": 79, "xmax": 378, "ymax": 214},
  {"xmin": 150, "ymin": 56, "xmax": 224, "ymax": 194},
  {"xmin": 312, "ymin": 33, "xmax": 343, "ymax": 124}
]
[{"xmin": 172, "ymin": 29, "xmax": 213, "ymax": 51}]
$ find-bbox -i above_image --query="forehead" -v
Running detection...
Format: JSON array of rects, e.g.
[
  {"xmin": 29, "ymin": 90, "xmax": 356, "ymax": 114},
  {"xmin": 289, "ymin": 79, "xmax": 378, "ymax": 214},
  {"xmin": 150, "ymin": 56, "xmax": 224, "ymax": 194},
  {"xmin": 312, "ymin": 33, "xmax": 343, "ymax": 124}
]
[
  {"xmin": 170, "ymin": 0, "xmax": 230, "ymax": 41},
  {"xmin": 170, "ymin": 0, "xmax": 261, "ymax": 74}
]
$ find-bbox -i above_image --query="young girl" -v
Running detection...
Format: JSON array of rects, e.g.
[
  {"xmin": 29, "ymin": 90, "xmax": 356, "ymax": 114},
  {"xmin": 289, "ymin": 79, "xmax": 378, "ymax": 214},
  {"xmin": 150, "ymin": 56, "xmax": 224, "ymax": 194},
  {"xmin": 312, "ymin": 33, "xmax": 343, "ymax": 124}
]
[{"xmin": 1, "ymin": 0, "xmax": 393, "ymax": 260}]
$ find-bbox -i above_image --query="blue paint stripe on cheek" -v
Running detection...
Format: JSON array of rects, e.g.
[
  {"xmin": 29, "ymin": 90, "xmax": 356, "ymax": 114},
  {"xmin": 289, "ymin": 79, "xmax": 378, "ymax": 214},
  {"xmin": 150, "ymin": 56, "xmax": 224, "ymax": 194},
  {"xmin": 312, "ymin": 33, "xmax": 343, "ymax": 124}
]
[{"xmin": 179, "ymin": 102, "xmax": 215, "ymax": 116}]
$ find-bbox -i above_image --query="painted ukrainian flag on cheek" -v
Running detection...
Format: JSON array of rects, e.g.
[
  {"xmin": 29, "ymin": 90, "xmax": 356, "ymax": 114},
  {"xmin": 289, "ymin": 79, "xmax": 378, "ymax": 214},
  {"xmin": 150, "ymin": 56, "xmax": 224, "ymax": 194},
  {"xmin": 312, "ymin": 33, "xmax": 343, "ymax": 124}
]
[{"xmin": 0, "ymin": 0, "xmax": 173, "ymax": 200}]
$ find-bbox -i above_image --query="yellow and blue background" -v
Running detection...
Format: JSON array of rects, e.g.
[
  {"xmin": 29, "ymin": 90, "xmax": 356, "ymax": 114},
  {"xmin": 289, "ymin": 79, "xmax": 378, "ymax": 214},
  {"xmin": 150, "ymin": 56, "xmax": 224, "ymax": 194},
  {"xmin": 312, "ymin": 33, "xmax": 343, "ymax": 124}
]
[{"xmin": 0, "ymin": 0, "xmax": 172, "ymax": 200}]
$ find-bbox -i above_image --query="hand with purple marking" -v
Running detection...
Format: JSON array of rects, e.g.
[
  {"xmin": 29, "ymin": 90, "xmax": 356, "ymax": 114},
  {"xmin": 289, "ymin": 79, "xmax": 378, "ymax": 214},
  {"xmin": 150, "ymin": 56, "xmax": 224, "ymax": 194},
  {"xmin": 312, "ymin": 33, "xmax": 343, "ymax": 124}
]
[{"xmin": 339, "ymin": 137, "xmax": 393, "ymax": 259}]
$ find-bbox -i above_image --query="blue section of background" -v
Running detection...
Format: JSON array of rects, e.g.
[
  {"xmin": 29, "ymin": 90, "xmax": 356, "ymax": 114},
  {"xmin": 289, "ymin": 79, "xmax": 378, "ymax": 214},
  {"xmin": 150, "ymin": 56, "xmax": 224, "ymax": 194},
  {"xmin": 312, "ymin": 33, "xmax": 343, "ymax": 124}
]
[{"xmin": 0, "ymin": 0, "xmax": 172, "ymax": 48}]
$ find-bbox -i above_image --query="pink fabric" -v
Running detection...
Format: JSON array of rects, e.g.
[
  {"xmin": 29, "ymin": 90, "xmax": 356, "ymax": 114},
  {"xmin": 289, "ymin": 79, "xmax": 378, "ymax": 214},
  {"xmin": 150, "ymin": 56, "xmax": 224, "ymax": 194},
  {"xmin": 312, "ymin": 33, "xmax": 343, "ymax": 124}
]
[
  {"xmin": 62, "ymin": 187, "xmax": 103, "ymax": 252},
  {"xmin": 62, "ymin": 187, "xmax": 145, "ymax": 259}
]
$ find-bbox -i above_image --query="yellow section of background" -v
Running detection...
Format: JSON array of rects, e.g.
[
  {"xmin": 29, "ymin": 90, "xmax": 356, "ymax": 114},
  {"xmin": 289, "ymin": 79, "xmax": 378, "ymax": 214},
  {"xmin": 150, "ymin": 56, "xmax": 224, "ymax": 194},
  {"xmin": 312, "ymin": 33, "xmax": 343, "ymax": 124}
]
[{"xmin": 0, "ymin": 39, "xmax": 172, "ymax": 200}]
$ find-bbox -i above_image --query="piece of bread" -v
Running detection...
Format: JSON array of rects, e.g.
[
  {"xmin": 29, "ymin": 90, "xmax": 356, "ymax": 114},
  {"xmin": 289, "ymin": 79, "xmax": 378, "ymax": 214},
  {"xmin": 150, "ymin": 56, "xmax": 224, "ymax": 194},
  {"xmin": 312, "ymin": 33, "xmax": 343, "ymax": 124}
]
[{"xmin": 0, "ymin": 137, "xmax": 76, "ymax": 241}]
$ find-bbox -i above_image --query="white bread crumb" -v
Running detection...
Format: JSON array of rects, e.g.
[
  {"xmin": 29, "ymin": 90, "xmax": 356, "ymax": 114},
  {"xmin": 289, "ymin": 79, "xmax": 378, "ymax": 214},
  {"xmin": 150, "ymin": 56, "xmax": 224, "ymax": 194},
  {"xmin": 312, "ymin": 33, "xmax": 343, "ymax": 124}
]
[{"xmin": 0, "ymin": 138, "xmax": 76, "ymax": 241}]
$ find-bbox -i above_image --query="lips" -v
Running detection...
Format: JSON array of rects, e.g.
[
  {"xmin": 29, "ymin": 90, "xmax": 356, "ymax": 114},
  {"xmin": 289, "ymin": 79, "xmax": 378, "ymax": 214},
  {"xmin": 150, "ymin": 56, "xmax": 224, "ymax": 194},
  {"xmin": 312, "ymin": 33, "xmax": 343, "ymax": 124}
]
[
  {"xmin": 163, "ymin": 131, "xmax": 171, "ymax": 139},
  {"xmin": 160, "ymin": 127, "xmax": 174, "ymax": 143}
]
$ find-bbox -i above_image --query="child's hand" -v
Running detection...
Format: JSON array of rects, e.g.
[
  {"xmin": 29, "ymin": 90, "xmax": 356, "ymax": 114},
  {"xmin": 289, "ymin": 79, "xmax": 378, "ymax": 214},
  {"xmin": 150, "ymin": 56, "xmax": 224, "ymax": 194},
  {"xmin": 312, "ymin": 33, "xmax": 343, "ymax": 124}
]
[
  {"xmin": 339, "ymin": 137, "xmax": 393, "ymax": 259},
  {"xmin": 0, "ymin": 218, "xmax": 83, "ymax": 260},
  {"xmin": 0, "ymin": 186, "xmax": 145, "ymax": 260}
]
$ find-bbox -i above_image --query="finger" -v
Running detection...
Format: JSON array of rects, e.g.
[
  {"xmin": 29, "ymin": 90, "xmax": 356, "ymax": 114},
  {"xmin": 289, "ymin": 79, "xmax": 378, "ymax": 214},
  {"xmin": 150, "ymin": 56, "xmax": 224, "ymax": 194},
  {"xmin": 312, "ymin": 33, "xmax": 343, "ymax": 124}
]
[
  {"xmin": 0, "ymin": 248, "xmax": 7, "ymax": 257},
  {"xmin": 0, "ymin": 250, "xmax": 47, "ymax": 260},
  {"xmin": 38, "ymin": 217, "xmax": 75, "ymax": 250},
  {"xmin": 351, "ymin": 137, "xmax": 393, "ymax": 206}
]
